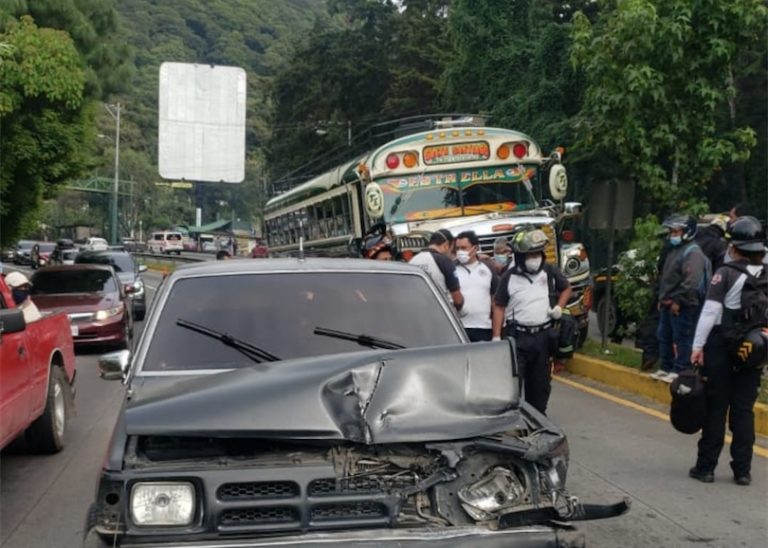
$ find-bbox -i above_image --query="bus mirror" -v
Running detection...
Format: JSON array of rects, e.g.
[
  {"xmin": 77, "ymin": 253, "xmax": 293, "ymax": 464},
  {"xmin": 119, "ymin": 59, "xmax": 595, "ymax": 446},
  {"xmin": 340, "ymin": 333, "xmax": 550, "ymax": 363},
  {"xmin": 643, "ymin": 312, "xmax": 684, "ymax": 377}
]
[
  {"xmin": 563, "ymin": 202, "xmax": 582, "ymax": 217},
  {"xmin": 548, "ymin": 164, "xmax": 568, "ymax": 200}
]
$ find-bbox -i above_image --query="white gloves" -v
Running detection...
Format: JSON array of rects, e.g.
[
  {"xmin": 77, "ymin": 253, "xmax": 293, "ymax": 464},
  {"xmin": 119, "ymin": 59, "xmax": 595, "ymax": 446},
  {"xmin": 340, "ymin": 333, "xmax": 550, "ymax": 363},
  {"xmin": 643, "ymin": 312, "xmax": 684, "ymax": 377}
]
[{"xmin": 548, "ymin": 305, "xmax": 563, "ymax": 320}]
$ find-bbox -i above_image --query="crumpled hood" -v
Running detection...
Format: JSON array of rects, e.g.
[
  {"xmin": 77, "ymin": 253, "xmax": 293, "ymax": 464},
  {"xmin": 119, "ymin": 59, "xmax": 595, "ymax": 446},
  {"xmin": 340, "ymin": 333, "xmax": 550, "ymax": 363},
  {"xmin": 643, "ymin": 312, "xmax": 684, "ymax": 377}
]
[{"xmin": 126, "ymin": 342, "xmax": 521, "ymax": 444}]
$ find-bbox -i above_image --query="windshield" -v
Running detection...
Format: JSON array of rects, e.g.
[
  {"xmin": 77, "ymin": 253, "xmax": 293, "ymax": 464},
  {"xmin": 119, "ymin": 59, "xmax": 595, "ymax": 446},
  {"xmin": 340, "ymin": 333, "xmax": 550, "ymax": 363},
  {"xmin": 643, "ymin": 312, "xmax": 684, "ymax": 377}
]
[
  {"xmin": 31, "ymin": 270, "xmax": 118, "ymax": 295},
  {"xmin": 39, "ymin": 244, "xmax": 56, "ymax": 253},
  {"xmin": 17, "ymin": 242, "xmax": 33, "ymax": 250},
  {"xmin": 381, "ymin": 165, "xmax": 538, "ymax": 223},
  {"xmin": 143, "ymin": 272, "xmax": 461, "ymax": 371},
  {"xmin": 76, "ymin": 252, "xmax": 135, "ymax": 273}
]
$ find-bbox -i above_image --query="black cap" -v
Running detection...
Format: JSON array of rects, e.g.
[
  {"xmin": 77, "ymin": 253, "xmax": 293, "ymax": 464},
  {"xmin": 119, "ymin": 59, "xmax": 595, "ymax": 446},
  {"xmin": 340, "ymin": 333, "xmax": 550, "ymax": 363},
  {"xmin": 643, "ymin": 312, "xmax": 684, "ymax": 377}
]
[{"xmin": 728, "ymin": 215, "xmax": 765, "ymax": 252}]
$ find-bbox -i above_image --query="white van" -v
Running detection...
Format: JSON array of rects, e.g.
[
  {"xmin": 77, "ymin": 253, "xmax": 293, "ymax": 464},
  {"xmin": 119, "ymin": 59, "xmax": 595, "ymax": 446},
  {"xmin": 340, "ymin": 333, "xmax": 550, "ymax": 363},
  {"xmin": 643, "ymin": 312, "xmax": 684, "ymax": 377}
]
[{"xmin": 148, "ymin": 231, "xmax": 184, "ymax": 255}]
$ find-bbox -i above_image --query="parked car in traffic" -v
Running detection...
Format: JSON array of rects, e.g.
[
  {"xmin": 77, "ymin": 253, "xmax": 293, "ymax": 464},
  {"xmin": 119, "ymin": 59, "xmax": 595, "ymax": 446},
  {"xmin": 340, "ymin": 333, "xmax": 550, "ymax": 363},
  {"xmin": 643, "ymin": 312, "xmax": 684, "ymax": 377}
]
[
  {"xmin": 81, "ymin": 237, "xmax": 110, "ymax": 252},
  {"xmin": 12, "ymin": 240, "xmax": 36, "ymax": 265},
  {"xmin": 0, "ymin": 274, "xmax": 76, "ymax": 453},
  {"xmin": 250, "ymin": 237, "xmax": 269, "ymax": 258},
  {"xmin": 30, "ymin": 265, "xmax": 133, "ymax": 349},
  {"xmin": 75, "ymin": 250, "xmax": 148, "ymax": 321},
  {"xmin": 84, "ymin": 259, "xmax": 628, "ymax": 548},
  {"xmin": 148, "ymin": 231, "xmax": 183, "ymax": 255}
]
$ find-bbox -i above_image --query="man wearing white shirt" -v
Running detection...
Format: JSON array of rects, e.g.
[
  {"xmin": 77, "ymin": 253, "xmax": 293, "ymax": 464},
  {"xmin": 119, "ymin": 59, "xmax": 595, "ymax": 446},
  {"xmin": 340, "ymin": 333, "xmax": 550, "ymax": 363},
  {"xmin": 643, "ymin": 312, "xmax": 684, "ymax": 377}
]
[{"xmin": 454, "ymin": 231, "xmax": 498, "ymax": 342}]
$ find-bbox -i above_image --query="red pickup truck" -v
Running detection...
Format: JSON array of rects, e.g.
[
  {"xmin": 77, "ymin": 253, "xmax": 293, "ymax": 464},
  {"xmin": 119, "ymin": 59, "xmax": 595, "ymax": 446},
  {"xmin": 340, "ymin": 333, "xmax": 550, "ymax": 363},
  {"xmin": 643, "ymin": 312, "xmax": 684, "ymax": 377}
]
[{"xmin": 0, "ymin": 274, "xmax": 76, "ymax": 453}]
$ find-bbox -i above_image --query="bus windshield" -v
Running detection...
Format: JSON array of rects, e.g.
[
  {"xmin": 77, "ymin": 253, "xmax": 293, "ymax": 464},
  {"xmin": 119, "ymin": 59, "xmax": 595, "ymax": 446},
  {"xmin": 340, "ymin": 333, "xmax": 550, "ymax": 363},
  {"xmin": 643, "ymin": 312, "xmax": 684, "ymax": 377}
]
[{"xmin": 380, "ymin": 165, "xmax": 538, "ymax": 223}]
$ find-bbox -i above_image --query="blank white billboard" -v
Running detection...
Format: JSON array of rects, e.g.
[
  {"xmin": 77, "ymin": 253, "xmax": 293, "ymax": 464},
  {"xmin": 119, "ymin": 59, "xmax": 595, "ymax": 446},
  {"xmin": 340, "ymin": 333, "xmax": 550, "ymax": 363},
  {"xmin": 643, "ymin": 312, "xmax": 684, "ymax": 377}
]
[{"xmin": 158, "ymin": 62, "xmax": 247, "ymax": 183}]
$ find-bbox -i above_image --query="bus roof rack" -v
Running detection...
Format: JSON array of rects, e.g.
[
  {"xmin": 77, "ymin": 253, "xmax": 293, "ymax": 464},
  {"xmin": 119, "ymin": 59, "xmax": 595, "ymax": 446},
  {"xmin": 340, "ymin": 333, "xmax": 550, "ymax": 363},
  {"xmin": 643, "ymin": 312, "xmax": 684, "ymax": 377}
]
[{"xmin": 431, "ymin": 116, "xmax": 488, "ymax": 129}]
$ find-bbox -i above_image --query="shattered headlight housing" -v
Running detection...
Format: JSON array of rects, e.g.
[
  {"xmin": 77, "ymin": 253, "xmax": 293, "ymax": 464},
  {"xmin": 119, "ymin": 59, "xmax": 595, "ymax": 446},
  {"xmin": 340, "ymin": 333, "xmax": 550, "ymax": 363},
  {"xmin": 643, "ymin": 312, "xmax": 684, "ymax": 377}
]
[
  {"xmin": 458, "ymin": 467, "xmax": 525, "ymax": 521},
  {"xmin": 541, "ymin": 437, "xmax": 569, "ymax": 492},
  {"xmin": 130, "ymin": 482, "xmax": 195, "ymax": 527}
]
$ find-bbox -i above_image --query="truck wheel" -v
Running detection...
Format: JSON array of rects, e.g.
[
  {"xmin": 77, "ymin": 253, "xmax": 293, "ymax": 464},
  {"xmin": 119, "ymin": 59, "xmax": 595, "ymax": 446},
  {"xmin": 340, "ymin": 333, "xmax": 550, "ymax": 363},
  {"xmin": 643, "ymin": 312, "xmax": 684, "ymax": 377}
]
[
  {"xmin": 26, "ymin": 366, "xmax": 68, "ymax": 454},
  {"xmin": 596, "ymin": 298, "xmax": 618, "ymax": 338}
]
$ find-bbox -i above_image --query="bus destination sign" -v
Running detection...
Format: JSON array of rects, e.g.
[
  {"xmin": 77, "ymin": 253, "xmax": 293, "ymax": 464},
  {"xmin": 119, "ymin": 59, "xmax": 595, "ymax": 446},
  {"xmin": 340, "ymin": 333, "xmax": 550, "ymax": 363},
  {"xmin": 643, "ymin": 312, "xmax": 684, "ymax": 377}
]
[{"xmin": 423, "ymin": 141, "xmax": 490, "ymax": 165}]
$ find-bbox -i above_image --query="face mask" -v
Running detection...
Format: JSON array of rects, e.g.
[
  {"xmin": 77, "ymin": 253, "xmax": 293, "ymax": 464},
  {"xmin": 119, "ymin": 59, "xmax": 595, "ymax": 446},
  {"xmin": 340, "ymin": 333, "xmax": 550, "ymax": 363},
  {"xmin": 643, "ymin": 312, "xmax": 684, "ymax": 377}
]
[
  {"xmin": 669, "ymin": 236, "xmax": 682, "ymax": 246},
  {"xmin": 11, "ymin": 288, "xmax": 29, "ymax": 306},
  {"xmin": 456, "ymin": 250, "xmax": 471, "ymax": 264},
  {"xmin": 493, "ymin": 254, "xmax": 508, "ymax": 265},
  {"xmin": 524, "ymin": 256, "xmax": 543, "ymax": 273}
]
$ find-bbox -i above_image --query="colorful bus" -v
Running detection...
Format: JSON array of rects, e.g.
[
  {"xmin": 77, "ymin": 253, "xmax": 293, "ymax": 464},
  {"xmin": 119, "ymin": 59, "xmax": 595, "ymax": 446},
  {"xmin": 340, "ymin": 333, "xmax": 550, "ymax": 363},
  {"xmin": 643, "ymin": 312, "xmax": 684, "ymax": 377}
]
[{"xmin": 264, "ymin": 119, "xmax": 592, "ymax": 340}]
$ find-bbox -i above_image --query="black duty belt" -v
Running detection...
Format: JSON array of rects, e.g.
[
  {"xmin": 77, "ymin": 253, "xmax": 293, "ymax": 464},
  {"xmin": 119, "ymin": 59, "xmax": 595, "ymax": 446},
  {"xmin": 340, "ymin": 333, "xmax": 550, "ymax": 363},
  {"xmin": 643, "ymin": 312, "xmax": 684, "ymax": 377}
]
[{"xmin": 510, "ymin": 321, "xmax": 554, "ymax": 334}]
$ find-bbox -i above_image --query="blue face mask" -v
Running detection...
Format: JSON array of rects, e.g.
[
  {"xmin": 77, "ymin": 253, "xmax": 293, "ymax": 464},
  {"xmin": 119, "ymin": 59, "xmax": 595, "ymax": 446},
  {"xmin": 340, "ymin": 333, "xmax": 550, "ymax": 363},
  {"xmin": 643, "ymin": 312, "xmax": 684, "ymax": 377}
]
[
  {"xmin": 11, "ymin": 288, "xmax": 30, "ymax": 306},
  {"xmin": 669, "ymin": 236, "xmax": 682, "ymax": 246},
  {"xmin": 493, "ymin": 254, "xmax": 508, "ymax": 265}
]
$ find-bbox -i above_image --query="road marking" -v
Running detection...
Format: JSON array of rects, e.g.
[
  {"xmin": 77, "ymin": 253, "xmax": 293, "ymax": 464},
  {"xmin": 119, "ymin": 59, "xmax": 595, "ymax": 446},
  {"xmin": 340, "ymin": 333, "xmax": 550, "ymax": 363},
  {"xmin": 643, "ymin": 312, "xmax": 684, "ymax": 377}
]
[
  {"xmin": 145, "ymin": 284, "xmax": 157, "ymax": 291},
  {"xmin": 554, "ymin": 375, "xmax": 768, "ymax": 459}
]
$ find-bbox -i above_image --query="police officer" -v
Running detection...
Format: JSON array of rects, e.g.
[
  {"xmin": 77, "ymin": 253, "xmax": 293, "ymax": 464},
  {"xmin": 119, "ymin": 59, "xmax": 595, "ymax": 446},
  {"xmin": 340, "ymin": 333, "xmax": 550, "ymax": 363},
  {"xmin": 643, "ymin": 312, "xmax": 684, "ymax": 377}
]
[
  {"xmin": 689, "ymin": 216, "xmax": 767, "ymax": 486},
  {"xmin": 410, "ymin": 228, "xmax": 464, "ymax": 312},
  {"xmin": 492, "ymin": 228, "xmax": 572, "ymax": 415}
]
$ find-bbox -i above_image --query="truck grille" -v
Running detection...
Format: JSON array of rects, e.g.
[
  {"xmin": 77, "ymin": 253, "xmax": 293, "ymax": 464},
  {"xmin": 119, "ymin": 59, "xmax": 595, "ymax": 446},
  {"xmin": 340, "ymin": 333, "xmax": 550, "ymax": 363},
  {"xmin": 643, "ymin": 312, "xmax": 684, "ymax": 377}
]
[
  {"xmin": 218, "ymin": 481, "xmax": 299, "ymax": 500},
  {"xmin": 213, "ymin": 472, "xmax": 399, "ymax": 534},
  {"xmin": 220, "ymin": 507, "xmax": 298, "ymax": 526},
  {"xmin": 311, "ymin": 502, "xmax": 387, "ymax": 521}
]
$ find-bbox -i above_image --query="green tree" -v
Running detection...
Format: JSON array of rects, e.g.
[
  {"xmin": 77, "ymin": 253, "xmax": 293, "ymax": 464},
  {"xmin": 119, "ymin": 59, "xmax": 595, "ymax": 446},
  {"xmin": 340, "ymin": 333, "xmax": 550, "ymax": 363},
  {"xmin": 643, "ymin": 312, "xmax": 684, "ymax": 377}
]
[
  {"xmin": 1, "ymin": 0, "xmax": 133, "ymax": 99},
  {"xmin": 0, "ymin": 17, "xmax": 92, "ymax": 246},
  {"xmin": 571, "ymin": 0, "xmax": 767, "ymax": 209}
]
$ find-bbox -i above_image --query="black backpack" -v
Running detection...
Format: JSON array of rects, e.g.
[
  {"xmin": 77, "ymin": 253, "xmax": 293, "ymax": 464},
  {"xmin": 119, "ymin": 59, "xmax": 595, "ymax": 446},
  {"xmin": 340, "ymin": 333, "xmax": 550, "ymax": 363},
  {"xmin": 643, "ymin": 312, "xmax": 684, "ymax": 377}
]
[
  {"xmin": 669, "ymin": 366, "xmax": 707, "ymax": 435},
  {"xmin": 722, "ymin": 263, "xmax": 768, "ymax": 346}
]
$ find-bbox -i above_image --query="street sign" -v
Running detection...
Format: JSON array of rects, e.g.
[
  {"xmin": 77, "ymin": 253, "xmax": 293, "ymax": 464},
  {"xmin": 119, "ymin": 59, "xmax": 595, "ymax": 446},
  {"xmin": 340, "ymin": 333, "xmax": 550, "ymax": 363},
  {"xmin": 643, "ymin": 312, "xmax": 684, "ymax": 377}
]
[
  {"xmin": 158, "ymin": 62, "xmax": 247, "ymax": 183},
  {"xmin": 588, "ymin": 180, "xmax": 635, "ymax": 230}
]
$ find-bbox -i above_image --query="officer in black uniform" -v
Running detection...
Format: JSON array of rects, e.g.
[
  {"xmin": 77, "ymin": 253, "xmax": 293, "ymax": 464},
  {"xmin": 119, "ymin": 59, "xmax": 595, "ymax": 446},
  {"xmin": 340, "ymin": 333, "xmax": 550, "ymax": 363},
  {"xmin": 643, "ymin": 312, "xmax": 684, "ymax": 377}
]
[
  {"xmin": 492, "ymin": 228, "xmax": 572, "ymax": 415},
  {"xmin": 689, "ymin": 216, "xmax": 767, "ymax": 486}
]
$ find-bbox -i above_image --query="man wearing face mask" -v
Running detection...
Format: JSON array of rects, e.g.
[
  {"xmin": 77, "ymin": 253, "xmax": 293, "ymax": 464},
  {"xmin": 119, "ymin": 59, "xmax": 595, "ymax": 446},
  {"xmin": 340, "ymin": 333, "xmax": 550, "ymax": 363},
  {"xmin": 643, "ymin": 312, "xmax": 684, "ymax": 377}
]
[
  {"xmin": 454, "ymin": 231, "xmax": 499, "ymax": 342},
  {"xmin": 491, "ymin": 228, "xmax": 572, "ymax": 414},
  {"xmin": 5, "ymin": 271, "xmax": 42, "ymax": 323},
  {"xmin": 651, "ymin": 214, "xmax": 709, "ymax": 382},
  {"xmin": 491, "ymin": 237, "xmax": 513, "ymax": 274},
  {"xmin": 409, "ymin": 228, "xmax": 464, "ymax": 312}
]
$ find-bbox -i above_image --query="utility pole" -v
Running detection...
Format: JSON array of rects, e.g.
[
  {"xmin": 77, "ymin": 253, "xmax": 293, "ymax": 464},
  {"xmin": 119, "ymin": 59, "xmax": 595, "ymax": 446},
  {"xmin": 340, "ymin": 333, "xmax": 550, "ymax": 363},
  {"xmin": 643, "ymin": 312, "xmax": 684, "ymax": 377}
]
[
  {"xmin": 347, "ymin": 119, "xmax": 352, "ymax": 147},
  {"xmin": 105, "ymin": 102, "xmax": 122, "ymax": 244}
]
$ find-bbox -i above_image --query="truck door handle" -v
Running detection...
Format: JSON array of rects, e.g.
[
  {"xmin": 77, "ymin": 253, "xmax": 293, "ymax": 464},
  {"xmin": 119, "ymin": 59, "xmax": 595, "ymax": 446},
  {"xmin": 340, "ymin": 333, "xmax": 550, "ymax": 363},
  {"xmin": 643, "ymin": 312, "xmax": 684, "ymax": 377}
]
[{"xmin": 18, "ymin": 346, "xmax": 24, "ymax": 356}]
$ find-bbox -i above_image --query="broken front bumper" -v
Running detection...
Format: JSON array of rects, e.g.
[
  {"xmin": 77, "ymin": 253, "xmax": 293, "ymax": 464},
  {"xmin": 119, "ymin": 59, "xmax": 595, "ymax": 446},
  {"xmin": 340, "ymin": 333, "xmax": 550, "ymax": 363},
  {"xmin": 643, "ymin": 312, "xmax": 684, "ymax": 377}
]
[{"xmin": 118, "ymin": 526, "xmax": 585, "ymax": 548}]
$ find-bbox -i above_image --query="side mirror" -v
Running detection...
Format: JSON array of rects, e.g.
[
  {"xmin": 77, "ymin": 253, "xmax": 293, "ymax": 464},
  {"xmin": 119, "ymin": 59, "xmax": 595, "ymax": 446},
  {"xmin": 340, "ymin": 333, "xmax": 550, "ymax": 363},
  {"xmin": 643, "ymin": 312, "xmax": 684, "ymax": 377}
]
[
  {"xmin": 0, "ymin": 308, "xmax": 26, "ymax": 335},
  {"xmin": 563, "ymin": 202, "xmax": 583, "ymax": 217},
  {"xmin": 138, "ymin": 265, "xmax": 148, "ymax": 273},
  {"xmin": 99, "ymin": 350, "xmax": 131, "ymax": 380}
]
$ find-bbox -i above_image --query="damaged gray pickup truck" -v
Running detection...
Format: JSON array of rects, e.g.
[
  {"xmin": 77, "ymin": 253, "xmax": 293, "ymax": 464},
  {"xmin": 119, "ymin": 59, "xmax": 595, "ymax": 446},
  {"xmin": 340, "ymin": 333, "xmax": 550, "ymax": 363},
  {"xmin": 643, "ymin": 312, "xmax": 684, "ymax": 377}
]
[{"xmin": 85, "ymin": 259, "xmax": 628, "ymax": 548}]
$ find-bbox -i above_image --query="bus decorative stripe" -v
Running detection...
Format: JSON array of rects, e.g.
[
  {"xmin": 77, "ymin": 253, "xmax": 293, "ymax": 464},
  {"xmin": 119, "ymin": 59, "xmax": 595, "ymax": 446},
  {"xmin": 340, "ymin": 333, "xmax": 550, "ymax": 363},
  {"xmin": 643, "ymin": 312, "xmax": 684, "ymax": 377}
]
[
  {"xmin": 380, "ymin": 167, "xmax": 535, "ymax": 193},
  {"xmin": 423, "ymin": 141, "xmax": 490, "ymax": 165},
  {"xmin": 403, "ymin": 203, "xmax": 517, "ymax": 221}
]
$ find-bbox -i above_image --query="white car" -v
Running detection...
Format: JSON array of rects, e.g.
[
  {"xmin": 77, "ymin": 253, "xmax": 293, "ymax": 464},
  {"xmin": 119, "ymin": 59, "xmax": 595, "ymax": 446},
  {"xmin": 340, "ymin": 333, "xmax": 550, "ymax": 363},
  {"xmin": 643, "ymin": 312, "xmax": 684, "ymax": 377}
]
[{"xmin": 81, "ymin": 237, "xmax": 109, "ymax": 252}]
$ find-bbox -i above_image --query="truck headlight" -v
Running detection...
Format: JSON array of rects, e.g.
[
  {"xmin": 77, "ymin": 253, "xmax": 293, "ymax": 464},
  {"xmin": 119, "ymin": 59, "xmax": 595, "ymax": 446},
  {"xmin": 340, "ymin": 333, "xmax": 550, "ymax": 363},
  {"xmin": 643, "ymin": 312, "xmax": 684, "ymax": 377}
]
[
  {"xmin": 458, "ymin": 467, "xmax": 525, "ymax": 521},
  {"xmin": 130, "ymin": 482, "xmax": 195, "ymax": 527},
  {"xmin": 94, "ymin": 305, "xmax": 125, "ymax": 321}
]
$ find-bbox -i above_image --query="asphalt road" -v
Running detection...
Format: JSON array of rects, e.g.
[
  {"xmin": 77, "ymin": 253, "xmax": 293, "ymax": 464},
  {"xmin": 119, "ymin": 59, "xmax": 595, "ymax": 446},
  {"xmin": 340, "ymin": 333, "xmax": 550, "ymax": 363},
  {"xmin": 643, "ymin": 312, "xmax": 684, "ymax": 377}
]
[{"xmin": 1, "ymin": 266, "xmax": 766, "ymax": 548}]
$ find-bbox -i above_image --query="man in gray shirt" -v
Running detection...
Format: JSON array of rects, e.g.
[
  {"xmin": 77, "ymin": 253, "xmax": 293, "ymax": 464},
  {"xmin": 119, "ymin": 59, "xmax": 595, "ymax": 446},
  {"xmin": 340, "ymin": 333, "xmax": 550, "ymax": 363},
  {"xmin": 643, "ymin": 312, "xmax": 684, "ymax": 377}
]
[{"xmin": 651, "ymin": 214, "xmax": 709, "ymax": 382}]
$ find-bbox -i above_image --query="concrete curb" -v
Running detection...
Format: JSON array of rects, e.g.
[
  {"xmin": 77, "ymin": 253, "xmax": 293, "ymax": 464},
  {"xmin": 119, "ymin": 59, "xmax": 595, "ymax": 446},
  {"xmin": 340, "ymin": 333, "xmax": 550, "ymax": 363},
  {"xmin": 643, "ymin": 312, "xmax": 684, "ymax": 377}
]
[{"xmin": 566, "ymin": 354, "xmax": 768, "ymax": 437}]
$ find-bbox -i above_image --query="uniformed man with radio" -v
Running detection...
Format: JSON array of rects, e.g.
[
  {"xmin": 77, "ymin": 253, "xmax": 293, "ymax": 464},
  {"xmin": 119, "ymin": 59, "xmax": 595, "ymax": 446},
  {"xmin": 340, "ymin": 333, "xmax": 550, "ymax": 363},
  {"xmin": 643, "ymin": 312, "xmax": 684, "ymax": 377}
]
[
  {"xmin": 689, "ymin": 216, "xmax": 767, "ymax": 486},
  {"xmin": 492, "ymin": 228, "xmax": 572, "ymax": 415}
]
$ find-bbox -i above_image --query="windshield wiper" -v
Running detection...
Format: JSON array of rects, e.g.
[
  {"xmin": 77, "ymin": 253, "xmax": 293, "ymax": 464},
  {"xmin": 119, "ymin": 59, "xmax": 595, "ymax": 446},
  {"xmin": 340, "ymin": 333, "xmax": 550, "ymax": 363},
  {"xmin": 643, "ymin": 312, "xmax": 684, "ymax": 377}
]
[
  {"xmin": 314, "ymin": 326, "xmax": 405, "ymax": 350},
  {"xmin": 176, "ymin": 319, "xmax": 281, "ymax": 363}
]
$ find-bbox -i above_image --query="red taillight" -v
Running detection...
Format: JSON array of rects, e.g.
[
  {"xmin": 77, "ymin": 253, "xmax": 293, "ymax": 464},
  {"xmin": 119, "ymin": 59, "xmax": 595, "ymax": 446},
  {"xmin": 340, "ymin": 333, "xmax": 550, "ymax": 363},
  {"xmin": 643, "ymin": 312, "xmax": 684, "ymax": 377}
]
[
  {"xmin": 562, "ymin": 230, "xmax": 575, "ymax": 243},
  {"xmin": 513, "ymin": 143, "xmax": 527, "ymax": 158},
  {"xmin": 386, "ymin": 154, "xmax": 400, "ymax": 169}
]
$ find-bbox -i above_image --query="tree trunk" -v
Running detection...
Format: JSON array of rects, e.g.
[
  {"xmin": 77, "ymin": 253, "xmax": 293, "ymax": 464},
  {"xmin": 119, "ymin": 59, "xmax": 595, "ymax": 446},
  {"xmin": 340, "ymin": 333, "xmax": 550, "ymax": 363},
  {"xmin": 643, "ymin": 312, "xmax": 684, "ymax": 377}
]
[{"xmin": 727, "ymin": 62, "xmax": 748, "ymax": 202}]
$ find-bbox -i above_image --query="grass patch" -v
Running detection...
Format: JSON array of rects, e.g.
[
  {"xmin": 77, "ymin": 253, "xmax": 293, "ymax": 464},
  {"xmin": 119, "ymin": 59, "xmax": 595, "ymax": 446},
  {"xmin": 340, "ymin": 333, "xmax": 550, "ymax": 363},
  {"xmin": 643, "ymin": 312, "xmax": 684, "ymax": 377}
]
[
  {"xmin": 578, "ymin": 339, "xmax": 768, "ymax": 404},
  {"xmin": 579, "ymin": 338, "xmax": 642, "ymax": 369}
]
